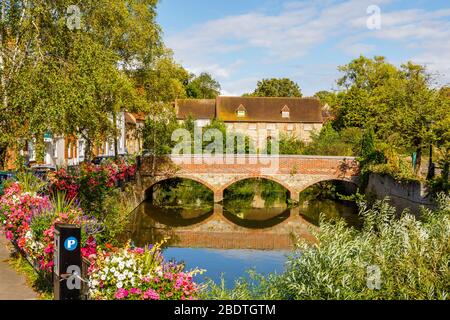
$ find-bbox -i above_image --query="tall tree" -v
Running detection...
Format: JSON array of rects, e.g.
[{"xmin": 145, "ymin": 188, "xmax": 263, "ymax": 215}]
[
  {"xmin": 186, "ymin": 72, "xmax": 221, "ymax": 99},
  {"xmin": 335, "ymin": 56, "xmax": 445, "ymax": 174},
  {"xmin": 143, "ymin": 103, "xmax": 180, "ymax": 173},
  {"xmin": 133, "ymin": 50, "xmax": 189, "ymax": 103},
  {"xmin": 0, "ymin": 0, "xmax": 163, "ymax": 166},
  {"xmin": 250, "ymin": 78, "xmax": 302, "ymax": 97}
]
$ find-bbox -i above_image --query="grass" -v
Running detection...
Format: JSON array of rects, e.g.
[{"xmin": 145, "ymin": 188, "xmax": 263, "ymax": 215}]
[{"xmin": 8, "ymin": 252, "xmax": 53, "ymax": 300}]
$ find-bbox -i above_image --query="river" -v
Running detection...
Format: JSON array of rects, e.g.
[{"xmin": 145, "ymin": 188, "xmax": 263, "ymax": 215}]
[{"xmin": 127, "ymin": 192, "xmax": 360, "ymax": 287}]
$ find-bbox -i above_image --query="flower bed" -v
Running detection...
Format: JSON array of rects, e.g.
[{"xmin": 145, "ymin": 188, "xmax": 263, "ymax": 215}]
[
  {"xmin": 88, "ymin": 243, "xmax": 202, "ymax": 300},
  {"xmin": 49, "ymin": 159, "xmax": 137, "ymax": 216},
  {"xmin": 0, "ymin": 179, "xmax": 201, "ymax": 300}
]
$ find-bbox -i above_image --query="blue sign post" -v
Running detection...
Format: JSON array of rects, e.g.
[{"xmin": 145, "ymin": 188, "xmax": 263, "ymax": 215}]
[{"xmin": 54, "ymin": 224, "xmax": 82, "ymax": 300}]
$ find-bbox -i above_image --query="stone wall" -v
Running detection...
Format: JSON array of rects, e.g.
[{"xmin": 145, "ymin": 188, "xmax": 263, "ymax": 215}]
[
  {"xmin": 365, "ymin": 173, "xmax": 433, "ymax": 214},
  {"xmin": 225, "ymin": 122, "xmax": 323, "ymax": 144}
]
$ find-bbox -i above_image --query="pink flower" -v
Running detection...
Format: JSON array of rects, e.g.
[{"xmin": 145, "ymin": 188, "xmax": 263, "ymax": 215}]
[
  {"xmin": 114, "ymin": 288, "xmax": 129, "ymax": 300},
  {"xmin": 5, "ymin": 231, "xmax": 13, "ymax": 240},
  {"xmin": 143, "ymin": 289, "xmax": 160, "ymax": 300},
  {"xmin": 130, "ymin": 288, "xmax": 142, "ymax": 295}
]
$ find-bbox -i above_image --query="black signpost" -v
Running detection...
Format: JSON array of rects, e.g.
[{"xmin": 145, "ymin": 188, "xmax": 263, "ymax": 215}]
[{"xmin": 53, "ymin": 224, "xmax": 82, "ymax": 300}]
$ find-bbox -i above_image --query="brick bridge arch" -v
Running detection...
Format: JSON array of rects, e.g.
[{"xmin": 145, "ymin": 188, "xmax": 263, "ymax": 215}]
[
  {"xmin": 138, "ymin": 155, "xmax": 360, "ymax": 203},
  {"xmin": 143, "ymin": 174, "xmax": 216, "ymax": 199}
]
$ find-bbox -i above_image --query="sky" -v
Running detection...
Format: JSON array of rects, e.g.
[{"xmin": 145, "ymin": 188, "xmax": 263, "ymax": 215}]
[{"xmin": 156, "ymin": 0, "xmax": 450, "ymax": 96}]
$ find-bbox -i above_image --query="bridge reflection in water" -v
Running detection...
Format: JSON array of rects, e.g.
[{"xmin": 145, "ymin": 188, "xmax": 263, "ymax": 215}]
[{"xmin": 127, "ymin": 201, "xmax": 350, "ymax": 250}]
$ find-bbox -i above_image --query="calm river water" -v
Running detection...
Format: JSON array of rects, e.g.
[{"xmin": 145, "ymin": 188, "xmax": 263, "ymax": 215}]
[{"xmin": 127, "ymin": 198, "xmax": 360, "ymax": 287}]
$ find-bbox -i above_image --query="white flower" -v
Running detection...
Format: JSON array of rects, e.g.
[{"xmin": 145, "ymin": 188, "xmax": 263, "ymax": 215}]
[{"xmin": 116, "ymin": 282, "xmax": 123, "ymax": 289}]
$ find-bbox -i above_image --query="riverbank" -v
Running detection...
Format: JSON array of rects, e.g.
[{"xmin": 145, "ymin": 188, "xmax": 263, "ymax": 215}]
[{"xmin": 0, "ymin": 228, "xmax": 38, "ymax": 300}]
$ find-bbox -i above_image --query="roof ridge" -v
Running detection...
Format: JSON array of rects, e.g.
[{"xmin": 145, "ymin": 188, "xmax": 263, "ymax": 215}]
[{"xmin": 218, "ymin": 96, "xmax": 319, "ymax": 100}]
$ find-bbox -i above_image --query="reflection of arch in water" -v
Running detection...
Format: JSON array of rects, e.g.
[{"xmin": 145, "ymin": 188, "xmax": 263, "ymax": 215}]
[
  {"xmin": 144, "ymin": 176, "xmax": 215, "ymax": 201},
  {"xmin": 222, "ymin": 209, "xmax": 291, "ymax": 229},
  {"xmin": 298, "ymin": 179, "xmax": 360, "ymax": 227},
  {"xmin": 144, "ymin": 203, "xmax": 214, "ymax": 228}
]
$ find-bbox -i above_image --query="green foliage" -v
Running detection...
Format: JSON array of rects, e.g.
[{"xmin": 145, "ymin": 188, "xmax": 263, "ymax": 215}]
[
  {"xmin": 9, "ymin": 255, "xmax": 53, "ymax": 300},
  {"xmin": 152, "ymin": 179, "xmax": 213, "ymax": 209},
  {"xmin": 200, "ymin": 270, "xmax": 281, "ymax": 300},
  {"xmin": 30, "ymin": 191, "xmax": 77, "ymax": 242},
  {"xmin": 364, "ymin": 142, "xmax": 419, "ymax": 183},
  {"xmin": 334, "ymin": 56, "xmax": 448, "ymax": 176},
  {"xmin": 304, "ymin": 123, "xmax": 360, "ymax": 156},
  {"xmin": 180, "ymin": 118, "xmax": 254, "ymax": 155},
  {"xmin": 30, "ymin": 215, "xmax": 55, "ymax": 242},
  {"xmin": 278, "ymin": 134, "xmax": 306, "ymax": 155},
  {"xmin": 203, "ymin": 194, "xmax": 450, "ymax": 300},
  {"xmin": 143, "ymin": 104, "xmax": 180, "ymax": 156},
  {"xmin": 224, "ymin": 179, "xmax": 289, "ymax": 211},
  {"xmin": 134, "ymin": 50, "xmax": 189, "ymax": 103},
  {"xmin": 0, "ymin": 0, "xmax": 167, "ymax": 164},
  {"xmin": 16, "ymin": 172, "xmax": 47, "ymax": 194},
  {"xmin": 186, "ymin": 72, "xmax": 221, "ymax": 99},
  {"xmin": 249, "ymin": 78, "xmax": 302, "ymax": 97},
  {"xmin": 96, "ymin": 188, "xmax": 140, "ymax": 246},
  {"xmin": 430, "ymin": 91, "xmax": 450, "ymax": 193}
]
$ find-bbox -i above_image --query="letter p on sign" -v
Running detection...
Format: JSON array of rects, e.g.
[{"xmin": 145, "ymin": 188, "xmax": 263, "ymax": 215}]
[{"xmin": 64, "ymin": 237, "xmax": 78, "ymax": 251}]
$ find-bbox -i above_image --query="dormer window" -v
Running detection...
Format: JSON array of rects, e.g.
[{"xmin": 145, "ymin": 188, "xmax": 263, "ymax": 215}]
[
  {"xmin": 236, "ymin": 104, "xmax": 247, "ymax": 118},
  {"xmin": 281, "ymin": 105, "xmax": 290, "ymax": 118}
]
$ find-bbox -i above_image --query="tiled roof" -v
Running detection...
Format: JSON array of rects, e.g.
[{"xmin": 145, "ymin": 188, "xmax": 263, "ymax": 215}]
[
  {"xmin": 175, "ymin": 99, "xmax": 216, "ymax": 120},
  {"xmin": 216, "ymin": 96, "xmax": 323, "ymax": 123},
  {"xmin": 175, "ymin": 97, "xmax": 324, "ymax": 123}
]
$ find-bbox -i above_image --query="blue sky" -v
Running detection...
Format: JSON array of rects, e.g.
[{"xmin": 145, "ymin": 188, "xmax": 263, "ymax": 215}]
[{"xmin": 157, "ymin": 0, "xmax": 450, "ymax": 96}]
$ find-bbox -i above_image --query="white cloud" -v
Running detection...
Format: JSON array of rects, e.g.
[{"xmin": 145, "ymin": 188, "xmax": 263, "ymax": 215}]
[{"xmin": 165, "ymin": 0, "xmax": 450, "ymax": 95}]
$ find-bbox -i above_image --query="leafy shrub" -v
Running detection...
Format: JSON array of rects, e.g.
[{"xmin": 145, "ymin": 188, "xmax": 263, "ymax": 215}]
[
  {"xmin": 16, "ymin": 172, "xmax": 47, "ymax": 194},
  {"xmin": 203, "ymin": 194, "xmax": 450, "ymax": 300},
  {"xmin": 278, "ymin": 134, "xmax": 306, "ymax": 155},
  {"xmin": 49, "ymin": 160, "xmax": 136, "ymax": 218}
]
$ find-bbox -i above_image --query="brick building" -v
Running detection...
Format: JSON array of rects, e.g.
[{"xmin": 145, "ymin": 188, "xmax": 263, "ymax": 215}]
[{"xmin": 175, "ymin": 96, "xmax": 324, "ymax": 143}]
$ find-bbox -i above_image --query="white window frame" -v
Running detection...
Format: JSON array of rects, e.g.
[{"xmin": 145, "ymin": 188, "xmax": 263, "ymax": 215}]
[
  {"xmin": 237, "ymin": 110, "xmax": 246, "ymax": 118},
  {"xmin": 28, "ymin": 140, "xmax": 36, "ymax": 161}
]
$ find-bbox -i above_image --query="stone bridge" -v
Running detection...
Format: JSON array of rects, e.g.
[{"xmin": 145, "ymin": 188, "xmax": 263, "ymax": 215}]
[{"xmin": 137, "ymin": 155, "xmax": 360, "ymax": 203}]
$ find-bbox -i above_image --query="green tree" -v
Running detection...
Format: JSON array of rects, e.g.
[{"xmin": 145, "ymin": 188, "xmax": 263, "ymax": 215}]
[
  {"xmin": 250, "ymin": 78, "xmax": 302, "ymax": 97},
  {"xmin": 186, "ymin": 72, "xmax": 221, "ymax": 99},
  {"xmin": 314, "ymin": 90, "xmax": 338, "ymax": 107},
  {"xmin": 143, "ymin": 103, "xmax": 180, "ymax": 173},
  {"xmin": 278, "ymin": 134, "xmax": 306, "ymax": 155},
  {"xmin": 0, "ymin": 0, "xmax": 165, "ymax": 166},
  {"xmin": 431, "ymin": 88, "xmax": 450, "ymax": 190},
  {"xmin": 335, "ymin": 56, "xmax": 444, "ymax": 175},
  {"xmin": 305, "ymin": 123, "xmax": 354, "ymax": 156},
  {"xmin": 133, "ymin": 50, "xmax": 189, "ymax": 103}
]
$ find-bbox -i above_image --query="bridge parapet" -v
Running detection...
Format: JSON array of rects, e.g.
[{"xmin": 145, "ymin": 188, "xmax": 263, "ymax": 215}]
[
  {"xmin": 141, "ymin": 155, "xmax": 359, "ymax": 175},
  {"xmin": 139, "ymin": 155, "xmax": 360, "ymax": 203}
]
